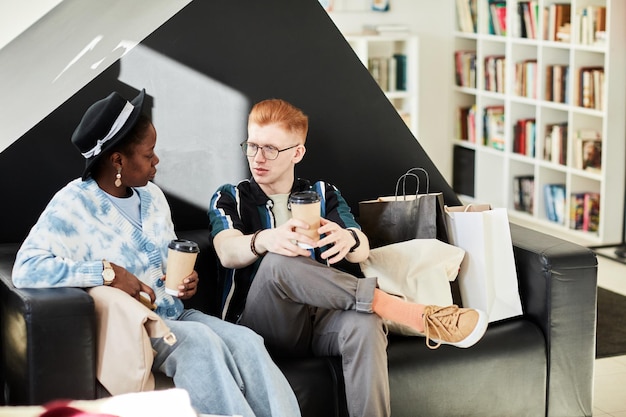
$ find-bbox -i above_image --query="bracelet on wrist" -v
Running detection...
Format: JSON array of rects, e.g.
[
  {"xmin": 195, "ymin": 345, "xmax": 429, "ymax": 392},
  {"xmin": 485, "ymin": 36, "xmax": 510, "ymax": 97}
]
[{"xmin": 250, "ymin": 230, "xmax": 265, "ymax": 257}]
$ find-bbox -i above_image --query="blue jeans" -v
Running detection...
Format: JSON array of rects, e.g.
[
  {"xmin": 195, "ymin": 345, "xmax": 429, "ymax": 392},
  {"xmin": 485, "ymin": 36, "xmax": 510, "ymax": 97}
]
[{"xmin": 151, "ymin": 309, "xmax": 301, "ymax": 417}]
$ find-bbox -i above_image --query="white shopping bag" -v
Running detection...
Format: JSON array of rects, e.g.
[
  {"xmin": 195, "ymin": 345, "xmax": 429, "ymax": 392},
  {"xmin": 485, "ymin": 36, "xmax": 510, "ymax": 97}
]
[{"xmin": 444, "ymin": 204, "xmax": 523, "ymax": 322}]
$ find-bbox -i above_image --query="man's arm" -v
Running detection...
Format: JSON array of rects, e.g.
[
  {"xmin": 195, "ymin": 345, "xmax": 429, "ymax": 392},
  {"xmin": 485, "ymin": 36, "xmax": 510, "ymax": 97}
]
[{"xmin": 213, "ymin": 219, "xmax": 315, "ymax": 269}]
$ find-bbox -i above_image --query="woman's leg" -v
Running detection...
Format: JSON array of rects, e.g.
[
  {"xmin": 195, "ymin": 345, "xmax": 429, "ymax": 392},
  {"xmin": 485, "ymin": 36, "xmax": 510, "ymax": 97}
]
[
  {"xmin": 151, "ymin": 318, "xmax": 256, "ymax": 417},
  {"xmin": 177, "ymin": 309, "xmax": 301, "ymax": 417}
]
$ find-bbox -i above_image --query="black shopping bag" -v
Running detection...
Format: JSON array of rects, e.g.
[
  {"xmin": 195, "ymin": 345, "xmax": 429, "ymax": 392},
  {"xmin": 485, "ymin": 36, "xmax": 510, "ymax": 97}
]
[{"xmin": 359, "ymin": 168, "xmax": 449, "ymax": 249}]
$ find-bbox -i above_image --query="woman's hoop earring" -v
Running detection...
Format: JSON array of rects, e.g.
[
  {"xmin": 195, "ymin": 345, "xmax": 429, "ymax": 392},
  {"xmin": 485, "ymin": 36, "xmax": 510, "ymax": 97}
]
[{"xmin": 115, "ymin": 168, "xmax": 122, "ymax": 188}]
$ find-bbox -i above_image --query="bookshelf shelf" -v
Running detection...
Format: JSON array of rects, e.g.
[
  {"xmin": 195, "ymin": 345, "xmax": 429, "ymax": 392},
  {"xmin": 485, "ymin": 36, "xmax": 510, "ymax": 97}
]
[
  {"xmin": 344, "ymin": 33, "xmax": 419, "ymax": 135},
  {"xmin": 452, "ymin": 0, "xmax": 626, "ymax": 246}
]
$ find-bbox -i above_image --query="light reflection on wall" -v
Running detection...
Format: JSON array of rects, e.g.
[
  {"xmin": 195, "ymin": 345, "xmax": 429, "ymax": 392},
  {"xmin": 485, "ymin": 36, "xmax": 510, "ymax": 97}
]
[{"xmin": 118, "ymin": 44, "xmax": 250, "ymax": 210}]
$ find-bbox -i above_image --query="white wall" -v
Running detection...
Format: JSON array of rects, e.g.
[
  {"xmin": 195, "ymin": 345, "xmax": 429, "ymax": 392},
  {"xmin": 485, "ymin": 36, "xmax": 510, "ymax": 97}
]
[
  {"xmin": 0, "ymin": 0, "xmax": 191, "ymax": 153},
  {"xmin": 329, "ymin": 0, "xmax": 455, "ymax": 181}
]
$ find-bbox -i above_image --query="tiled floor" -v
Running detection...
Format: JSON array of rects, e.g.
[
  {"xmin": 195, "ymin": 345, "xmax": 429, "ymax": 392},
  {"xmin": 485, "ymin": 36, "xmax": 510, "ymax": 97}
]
[{"xmin": 593, "ymin": 253, "xmax": 626, "ymax": 417}]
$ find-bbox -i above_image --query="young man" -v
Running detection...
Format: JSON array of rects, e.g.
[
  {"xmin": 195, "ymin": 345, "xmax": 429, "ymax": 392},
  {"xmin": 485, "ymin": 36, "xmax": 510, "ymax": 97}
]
[{"xmin": 208, "ymin": 98, "xmax": 488, "ymax": 417}]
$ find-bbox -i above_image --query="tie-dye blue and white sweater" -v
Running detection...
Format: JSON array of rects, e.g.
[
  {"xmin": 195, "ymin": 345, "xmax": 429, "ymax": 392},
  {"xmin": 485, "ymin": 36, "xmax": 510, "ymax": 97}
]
[{"xmin": 12, "ymin": 177, "xmax": 184, "ymax": 319}]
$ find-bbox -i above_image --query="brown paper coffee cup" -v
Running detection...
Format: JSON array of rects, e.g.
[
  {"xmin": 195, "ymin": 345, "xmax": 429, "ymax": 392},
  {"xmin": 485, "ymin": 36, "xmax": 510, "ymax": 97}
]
[
  {"xmin": 289, "ymin": 191, "xmax": 321, "ymax": 249},
  {"xmin": 165, "ymin": 239, "xmax": 199, "ymax": 297}
]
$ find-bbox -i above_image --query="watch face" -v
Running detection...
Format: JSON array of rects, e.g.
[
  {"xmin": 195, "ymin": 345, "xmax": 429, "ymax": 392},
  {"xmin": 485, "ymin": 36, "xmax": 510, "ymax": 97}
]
[{"xmin": 103, "ymin": 268, "xmax": 115, "ymax": 282}]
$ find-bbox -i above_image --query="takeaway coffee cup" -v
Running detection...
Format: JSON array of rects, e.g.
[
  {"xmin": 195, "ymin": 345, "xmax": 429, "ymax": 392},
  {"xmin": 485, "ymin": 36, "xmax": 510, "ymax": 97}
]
[
  {"xmin": 165, "ymin": 239, "xmax": 200, "ymax": 297},
  {"xmin": 289, "ymin": 191, "xmax": 321, "ymax": 249}
]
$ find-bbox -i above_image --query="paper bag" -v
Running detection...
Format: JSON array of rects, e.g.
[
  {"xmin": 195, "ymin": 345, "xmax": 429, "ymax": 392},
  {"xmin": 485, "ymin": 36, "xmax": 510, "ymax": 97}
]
[
  {"xmin": 444, "ymin": 204, "xmax": 523, "ymax": 322},
  {"xmin": 359, "ymin": 168, "xmax": 448, "ymax": 248},
  {"xmin": 360, "ymin": 239, "xmax": 465, "ymax": 335}
]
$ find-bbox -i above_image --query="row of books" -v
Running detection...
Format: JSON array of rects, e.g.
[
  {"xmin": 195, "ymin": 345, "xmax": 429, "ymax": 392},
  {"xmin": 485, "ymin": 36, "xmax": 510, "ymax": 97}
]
[
  {"xmin": 513, "ymin": 175, "xmax": 534, "ymax": 214},
  {"xmin": 483, "ymin": 105, "xmax": 505, "ymax": 150},
  {"xmin": 513, "ymin": 118, "xmax": 535, "ymax": 157},
  {"xmin": 576, "ymin": 66, "xmax": 604, "ymax": 110},
  {"xmin": 456, "ymin": 1, "xmax": 606, "ymax": 47},
  {"xmin": 488, "ymin": 0, "xmax": 507, "ymax": 36},
  {"xmin": 456, "ymin": 107, "xmax": 602, "ymax": 172},
  {"xmin": 546, "ymin": 3, "xmax": 571, "ymax": 42},
  {"xmin": 367, "ymin": 54, "xmax": 407, "ymax": 92},
  {"xmin": 570, "ymin": 191, "xmax": 600, "ymax": 231},
  {"xmin": 457, "ymin": 104, "xmax": 477, "ymax": 143},
  {"xmin": 543, "ymin": 125, "xmax": 602, "ymax": 171},
  {"xmin": 484, "ymin": 55, "xmax": 506, "ymax": 93},
  {"xmin": 514, "ymin": 59, "xmax": 537, "ymax": 98},
  {"xmin": 456, "ymin": 0, "xmax": 477, "ymax": 33},
  {"xmin": 543, "ymin": 122, "xmax": 567, "ymax": 166},
  {"xmin": 574, "ymin": 6, "xmax": 606, "ymax": 46},
  {"xmin": 544, "ymin": 183, "xmax": 565, "ymax": 224},
  {"xmin": 454, "ymin": 50, "xmax": 476, "ymax": 88},
  {"xmin": 545, "ymin": 64, "xmax": 569, "ymax": 104},
  {"xmin": 543, "ymin": 185, "xmax": 600, "ymax": 231},
  {"xmin": 516, "ymin": 2, "xmax": 539, "ymax": 39}
]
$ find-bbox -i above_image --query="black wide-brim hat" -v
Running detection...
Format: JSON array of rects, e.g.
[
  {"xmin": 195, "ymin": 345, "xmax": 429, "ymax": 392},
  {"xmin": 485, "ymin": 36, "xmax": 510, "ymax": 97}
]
[{"xmin": 71, "ymin": 89, "xmax": 146, "ymax": 180}]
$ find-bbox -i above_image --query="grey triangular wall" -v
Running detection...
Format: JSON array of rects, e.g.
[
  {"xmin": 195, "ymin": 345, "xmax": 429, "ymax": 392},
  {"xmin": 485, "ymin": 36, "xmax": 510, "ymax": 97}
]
[{"xmin": 1, "ymin": 0, "xmax": 460, "ymax": 243}]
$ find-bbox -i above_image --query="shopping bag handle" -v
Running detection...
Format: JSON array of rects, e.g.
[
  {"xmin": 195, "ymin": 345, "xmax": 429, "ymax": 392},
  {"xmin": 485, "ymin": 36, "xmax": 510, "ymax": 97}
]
[
  {"xmin": 394, "ymin": 172, "xmax": 420, "ymax": 201},
  {"xmin": 404, "ymin": 167, "xmax": 430, "ymax": 193}
]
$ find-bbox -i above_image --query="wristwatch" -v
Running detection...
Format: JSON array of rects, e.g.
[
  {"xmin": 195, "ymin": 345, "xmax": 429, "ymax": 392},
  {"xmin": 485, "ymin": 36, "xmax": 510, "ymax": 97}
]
[
  {"xmin": 102, "ymin": 260, "xmax": 115, "ymax": 285},
  {"xmin": 347, "ymin": 229, "xmax": 360, "ymax": 253}
]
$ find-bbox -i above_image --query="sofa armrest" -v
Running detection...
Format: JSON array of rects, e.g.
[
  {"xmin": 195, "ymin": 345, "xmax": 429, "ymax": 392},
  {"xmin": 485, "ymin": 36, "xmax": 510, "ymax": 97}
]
[
  {"xmin": 0, "ymin": 244, "xmax": 97, "ymax": 405},
  {"xmin": 510, "ymin": 224, "xmax": 597, "ymax": 417}
]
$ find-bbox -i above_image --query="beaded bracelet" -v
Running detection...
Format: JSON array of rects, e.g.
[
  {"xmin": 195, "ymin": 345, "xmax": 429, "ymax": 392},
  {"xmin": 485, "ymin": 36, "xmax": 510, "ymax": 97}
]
[{"xmin": 250, "ymin": 230, "xmax": 264, "ymax": 257}]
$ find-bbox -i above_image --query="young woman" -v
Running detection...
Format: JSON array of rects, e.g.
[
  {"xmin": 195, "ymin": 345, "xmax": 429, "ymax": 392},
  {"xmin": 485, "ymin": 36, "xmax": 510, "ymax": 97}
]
[{"xmin": 12, "ymin": 90, "xmax": 301, "ymax": 417}]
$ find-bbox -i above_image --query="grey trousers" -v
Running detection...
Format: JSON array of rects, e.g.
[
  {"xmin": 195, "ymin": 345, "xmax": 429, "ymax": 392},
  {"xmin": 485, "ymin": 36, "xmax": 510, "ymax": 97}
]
[{"xmin": 239, "ymin": 253, "xmax": 391, "ymax": 417}]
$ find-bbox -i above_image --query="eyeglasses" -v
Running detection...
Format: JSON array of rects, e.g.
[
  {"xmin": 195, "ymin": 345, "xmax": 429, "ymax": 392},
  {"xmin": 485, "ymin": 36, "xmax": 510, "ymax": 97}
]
[{"xmin": 240, "ymin": 141, "xmax": 299, "ymax": 160}]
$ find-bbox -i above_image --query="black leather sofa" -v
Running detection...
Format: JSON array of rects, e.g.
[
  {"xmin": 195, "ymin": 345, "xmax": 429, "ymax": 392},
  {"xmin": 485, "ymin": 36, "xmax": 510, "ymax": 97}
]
[{"xmin": 0, "ymin": 222, "xmax": 597, "ymax": 417}]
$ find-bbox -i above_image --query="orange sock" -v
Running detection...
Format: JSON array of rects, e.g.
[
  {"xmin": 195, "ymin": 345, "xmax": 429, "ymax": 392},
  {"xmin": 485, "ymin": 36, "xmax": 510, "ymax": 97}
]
[{"xmin": 372, "ymin": 289, "xmax": 425, "ymax": 332}]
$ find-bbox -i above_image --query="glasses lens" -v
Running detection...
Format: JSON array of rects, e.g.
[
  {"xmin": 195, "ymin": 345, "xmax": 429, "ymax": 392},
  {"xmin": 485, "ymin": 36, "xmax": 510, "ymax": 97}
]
[
  {"xmin": 264, "ymin": 146, "xmax": 279, "ymax": 160},
  {"xmin": 241, "ymin": 142, "xmax": 256, "ymax": 157}
]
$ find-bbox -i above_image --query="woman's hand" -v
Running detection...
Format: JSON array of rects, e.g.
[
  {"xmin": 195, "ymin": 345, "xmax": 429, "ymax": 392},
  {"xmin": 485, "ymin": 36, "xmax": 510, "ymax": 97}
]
[{"xmin": 109, "ymin": 262, "xmax": 156, "ymax": 303}]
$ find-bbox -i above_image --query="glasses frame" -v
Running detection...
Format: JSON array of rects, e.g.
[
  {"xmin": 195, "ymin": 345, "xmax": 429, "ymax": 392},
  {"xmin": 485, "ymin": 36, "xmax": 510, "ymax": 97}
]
[{"xmin": 240, "ymin": 141, "xmax": 300, "ymax": 160}]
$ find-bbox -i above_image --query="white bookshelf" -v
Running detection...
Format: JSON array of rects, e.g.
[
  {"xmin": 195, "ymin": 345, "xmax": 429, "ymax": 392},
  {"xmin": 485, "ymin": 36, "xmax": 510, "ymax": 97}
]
[
  {"xmin": 344, "ymin": 33, "xmax": 419, "ymax": 136},
  {"xmin": 451, "ymin": 0, "xmax": 625, "ymax": 246}
]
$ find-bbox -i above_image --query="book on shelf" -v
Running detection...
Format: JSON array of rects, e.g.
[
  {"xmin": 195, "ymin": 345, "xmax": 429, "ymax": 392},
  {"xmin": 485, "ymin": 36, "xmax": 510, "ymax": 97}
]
[
  {"xmin": 515, "ymin": 59, "xmax": 537, "ymax": 98},
  {"xmin": 583, "ymin": 192, "xmax": 600, "ymax": 232},
  {"xmin": 513, "ymin": 118, "xmax": 535, "ymax": 157},
  {"xmin": 546, "ymin": 3, "xmax": 571, "ymax": 42},
  {"xmin": 577, "ymin": 66, "xmax": 604, "ymax": 110},
  {"xmin": 574, "ymin": 129, "xmax": 602, "ymax": 172},
  {"xmin": 456, "ymin": 0, "xmax": 477, "ymax": 33},
  {"xmin": 368, "ymin": 54, "xmax": 407, "ymax": 92},
  {"xmin": 455, "ymin": 50, "xmax": 477, "ymax": 88},
  {"xmin": 513, "ymin": 175, "xmax": 534, "ymax": 214},
  {"xmin": 457, "ymin": 104, "xmax": 477, "ymax": 142},
  {"xmin": 488, "ymin": 0, "xmax": 507, "ymax": 36},
  {"xmin": 393, "ymin": 53, "xmax": 407, "ymax": 91},
  {"xmin": 483, "ymin": 105, "xmax": 505, "ymax": 150},
  {"xmin": 569, "ymin": 191, "xmax": 600, "ymax": 232},
  {"xmin": 517, "ymin": 1, "xmax": 539, "ymax": 39},
  {"xmin": 543, "ymin": 122, "xmax": 567, "ymax": 165},
  {"xmin": 574, "ymin": 5, "xmax": 606, "ymax": 46},
  {"xmin": 544, "ymin": 183, "xmax": 566, "ymax": 224},
  {"xmin": 545, "ymin": 64, "xmax": 569, "ymax": 103},
  {"xmin": 484, "ymin": 55, "xmax": 506, "ymax": 93}
]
